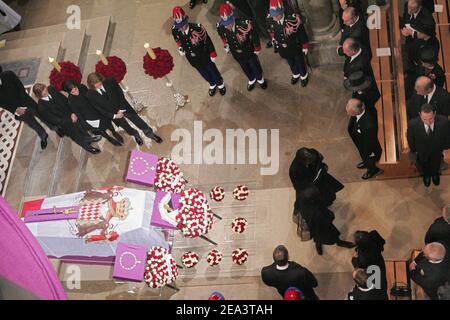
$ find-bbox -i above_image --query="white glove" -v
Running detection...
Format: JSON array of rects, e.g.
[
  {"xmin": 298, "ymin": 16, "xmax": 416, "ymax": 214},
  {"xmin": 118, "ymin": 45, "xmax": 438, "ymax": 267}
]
[
  {"xmin": 303, "ymin": 48, "xmax": 308, "ymax": 55},
  {"xmin": 224, "ymin": 44, "xmax": 230, "ymax": 54},
  {"xmin": 178, "ymin": 47, "xmax": 186, "ymax": 56},
  {"xmin": 211, "ymin": 57, "xmax": 216, "ymax": 62}
]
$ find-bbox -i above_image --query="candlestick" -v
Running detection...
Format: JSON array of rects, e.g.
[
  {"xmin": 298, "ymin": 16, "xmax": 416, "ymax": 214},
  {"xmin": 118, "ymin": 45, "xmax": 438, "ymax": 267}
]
[
  {"xmin": 144, "ymin": 43, "xmax": 157, "ymax": 60},
  {"xmin": 96, "ymin": 50, "xmax": 109, "ymax": 65},
  {"xmin": 48, "ymin": 57, "xmax": 61, "ymax": 72}
]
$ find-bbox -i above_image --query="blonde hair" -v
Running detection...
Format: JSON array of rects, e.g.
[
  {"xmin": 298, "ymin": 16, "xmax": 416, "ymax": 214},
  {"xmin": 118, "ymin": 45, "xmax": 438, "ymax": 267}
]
[
  {"xmin": 87, "ymin": 72, "xmax": 105, "ymax": 90},
  {"xmin": 32, "ymin": 83, "xmax": 47, "ymax": 99}
]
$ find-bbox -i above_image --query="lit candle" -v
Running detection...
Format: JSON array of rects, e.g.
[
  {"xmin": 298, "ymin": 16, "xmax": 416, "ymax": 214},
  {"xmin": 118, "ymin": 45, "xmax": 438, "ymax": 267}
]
[
  {"xmin": 96, "ymin": 50, "xmax": 109, "ymax": 65},
  {"xmin": 0, "ymin": 40, "xmax": 6, "ymax": 48},
  {"xmin": 48, "ymin": 57, "xmax": 62, "ymax": 72},
  {"xmin": 144, "ymin": 43, "xmax": 157, "ymax": 60}
]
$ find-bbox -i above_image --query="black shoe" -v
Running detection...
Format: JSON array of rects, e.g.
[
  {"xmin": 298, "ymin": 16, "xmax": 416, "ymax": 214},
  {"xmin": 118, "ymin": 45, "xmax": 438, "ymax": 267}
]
[
  {"xmin": 259, "ymin": 80, "xmax": 268, "ymax": 89},
  {"xmin": 357, "ymin": 162, "xmax": 367, "ymax": 169},
  {"xmin": 432, "ymin": 174, "xmax": 440, "ymax": 186},
  {"xmin": 301, "ymin": 76, "xmax": 309, "ymax": 87},
  {"xmin": 88, "ymin": 135, "xmax": 102, "ymax": 143},
  {"xmin": 336, "ymin": 240, "xmax": 356, "ymax": 249},
  {"xmin": 40, "ymin": 134, "xmax": 48, "ymax": 150},
  {"xmin": 112, "ymin": 131, "xmax": 124, "ymax": 143},
  {"xmin": 362, "ymin": 169, "xmax": 383, "ymax": 180},
  {"xmin": 189, "ymin": 1, "xmax": 196, "ymax": 9},
  {"xmin": 219, "ymin": 86, "xmax": 226, "ymax": 96},
  {"xmin": 266, "ymin": 40, "xmax": 273, "ymax": 48},
  {"xmin": 202, "ymin": 0, "xmax": 207, "ymax": 3},
  {"xmin": 148, "ymin": 133, "xmax": 163, "ymax": 144},
  {"xmin": 247, "ymin": 82, "xmax": 256, "ymax": 91},
  {"xmin": 209, "ymin": 87, "xmax": 217, "ymax": 97},
  {"xmin": 134, "ymin": 134, "xmax": 144, "ymax": 146},
  {"xmin": 85, "ymin": 146, "xmax": 101, "ymax": 154},
  {"xmin": 274, "ymin": 46, "xmax": 278, "ymax": 53},
  {"xmin": 105, "ymin": 136, "xmax": 122, "ymax": 146},
  {"xmin": 423, "ymin": 176, "xmax": 431, "ymax": 187},
  {"xmin": 291, "ymin": 76, "xmax": 300, "ymax": 85},
  {"xmin": 315, "ymin": 242, "xmax": 323, "ymax": 255}
]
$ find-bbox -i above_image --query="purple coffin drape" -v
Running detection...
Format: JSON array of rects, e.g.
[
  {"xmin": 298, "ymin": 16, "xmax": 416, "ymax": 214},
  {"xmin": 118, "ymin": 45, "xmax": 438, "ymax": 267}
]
[{"xmin": 0, "ymin": 196, "xmax": 67, "ymax": 300}]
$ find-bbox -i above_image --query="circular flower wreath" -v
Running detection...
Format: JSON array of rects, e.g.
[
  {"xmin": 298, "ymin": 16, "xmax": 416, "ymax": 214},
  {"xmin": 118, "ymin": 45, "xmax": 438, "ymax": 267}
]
[
  {"xmin": 144, "ymin": 246, "xmax": 178, "ymax": 289},
  {"xmin": 210, "ymin": 186, "xmax": 225, "ymax": 202},
  {"xmin": 154, "ymin": 157, "xmax": 186, "ymax": 193},
  {"xmin": 176, "ymin": 188, "xmax": 214, "ymax": 238},
  {"xmin": 181, "ymin": 251, "xmax": 199, "ymax": 269},
  {"xmin": 49, "ymin": 61, "xmax": 82, "ymax": 91},
  {"xmin": 233, "ymin": 185, "xmax": 249, "ymax": 201},
  {"xmin": 143, "ymin": 47, "xmax": 174, "ymax": 79},
  {"xmin": 95, "ymin": 56, "xmax": 127, "ymax": 83},
  {"xmin": 207, "ymin": 249, "xmax": 223, "ymax": 267},
  {"xmin": 232, "ymin": 248, "xmax": 249, "ymax": 265},
  {"xmin": 231, "ymin": 217, "xmax": 248, "ymax": 234}
]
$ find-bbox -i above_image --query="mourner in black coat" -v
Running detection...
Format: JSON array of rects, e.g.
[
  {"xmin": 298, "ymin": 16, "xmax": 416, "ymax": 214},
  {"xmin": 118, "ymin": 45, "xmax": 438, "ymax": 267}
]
[
  {"xmin": 425, "ymin": 206, "xmax": 450, "ymax": 250},
  {"xmin": 406, "ymin": 47, "xmax": 446, "ymax": 98},
  {"xmin": 0, "ymin": 68, "xmax": 48, "ymax": 149},
  {"xmin": 337, "ymin": 0, "xmax": 367, "ymax": 29},
  {"xmin": 266, "ymin": 0, "xmax": 310, "ymax": 86},
  {"xmin": 342, "ymin": 38, "xmax": 375, "ymax": 80},
  {"xmin": 33, "ymin": 84, "xmax": 101, "ymax": 154},
  {"xmin": 344, "ymin": 71, "xmax": 380, "ymax": 118},
  {"xmin": 407, "ymin": 76, "xmax": 450, "ymax": 120},
  {"xmin": 347, "ymin": 268, "xmax": 388, "ymax": 300},
  {"xmin": 62, "ymin": 80, "xmax": 123, "ymax": 146},
  {"xmin": 217, "ymin": 4, "xmax": 267, "ymax": 91},
  {"xmin": 407, "ymin": 104, "xmax": 450, "ymax": 187},
  {"xmin": 410, "ymin": 242, "xmax": 450, "ymax": 300},
  {"xmin": 289, "ymin": 147, "xmax": 344, "ymax": 208},
  {"xmin": 352, "ymin": 230, "xmax": 388, "ymax": 291},
  {"xmin": 172, "ymin": 6, "xmax": 226, "ymax": 97},
  {"xmin": 86, "ymin": 73, "xmax": 162, "ymax": 146},
  {"xmin": 261, "ymin": 245, "xmax": 319, "ymax": 299},
  {"xmin": 297, "ymin": 186, "xmax": 356, "ymax": 255},
  {"xmin": 346, "ymin": 98, "xmax": 383, "ymax": 179},
  {"xmin": 338, "ymin": 7, "xmax": 371, "ymax": 59}
]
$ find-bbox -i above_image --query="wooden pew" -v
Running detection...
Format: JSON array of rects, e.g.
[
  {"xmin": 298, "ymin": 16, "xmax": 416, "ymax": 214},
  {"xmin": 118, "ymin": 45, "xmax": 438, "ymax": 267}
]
[{"xmin": 385, "ymin": 260, "xmax": 412, "ymax": 300}]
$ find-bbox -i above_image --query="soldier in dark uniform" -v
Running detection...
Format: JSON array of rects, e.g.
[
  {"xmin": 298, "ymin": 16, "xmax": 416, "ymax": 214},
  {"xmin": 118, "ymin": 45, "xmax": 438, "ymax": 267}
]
[
  {"xmin": 266, "ymin": 0, "xmax": 309, "ymax": 86},
  {"xmin": 216, "ymin": 3, "xmax": 267, "ymax": 91},
  {"xmin": 171, "ymin": 6, "xmax": 226, "ymax": 97}
]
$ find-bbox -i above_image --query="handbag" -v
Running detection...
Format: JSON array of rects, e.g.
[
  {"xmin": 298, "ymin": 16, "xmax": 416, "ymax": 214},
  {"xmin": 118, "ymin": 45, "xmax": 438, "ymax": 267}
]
[
  {"xmin": 297, "ymin": 216, "xmax": 311, "ymax": 242},
  {"xmin": 390, "ymin": 282, "xmax": 412, "ymax": 297}
]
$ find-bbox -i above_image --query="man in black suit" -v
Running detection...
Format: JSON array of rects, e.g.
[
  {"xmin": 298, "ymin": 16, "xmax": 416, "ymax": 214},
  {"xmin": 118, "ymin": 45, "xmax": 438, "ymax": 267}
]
[
  {"xmin": 410, "ymin": 242, "xmax": 450, "ymax": 300},
  {"xmin": 407, "ymin": 76, "xmax": 450, "ymax": 120},
  {"xmin": 346, "ymin": 98, "xmax": 383, "ymax": 180},
  {"xmin": 407, "ymin": 103, "xmax": 450, "ymax": 187},
  {"xmin": 172, "ymin": 6, "xmax": 226, "ymax": 97},
  {"xmin": 86, "ymin": 73, "xmax": 162, "ymax": 146},
  {"xmin": 337, "ymin": 7, "xmax": 371, "ymax": 58},
  {"xmin": 261, "ymin": 245, "xmax": 319, "ymax": 300},
  {"xmin": 344, "ymin": 71, "xmax": 380, "ymax": 118},
  {"xmin": 406, "ymin": 47, "xmax": 445, "ymax": 98},
  {"xmin": 266, "ymin": 0, "xmax": 310, "ymax": 86},
  {"xmin": 347, "ymin": 268, "xmax": 388, "ymax": 300},
  {"xmin": 216, "ymin": 3, "xmax": 267, "ymax": 91},
  {"xmin": 338, "ymin": 0, "xmax": 367, "ymax": 28},
  {"xmin": 408, "ymin": 22, "xmax": 440, "ymax": 68},
  {"xmin": 32, "ymin": 83, "xmax": 101, "ymax": 154},
  {"xmin": 342, "ymin": 38, "xmax": 375, "ymax": 80},
  {"xmin": 0, "ymin": 66, "xmax": 48, "ymax": 149},
  {"xmin": 401, "ymin": 0, "xmax": 436, "ymax": 69},
  {"xmin": 425, "ymin": 205, "xmax": 450, "ymax": 250}
]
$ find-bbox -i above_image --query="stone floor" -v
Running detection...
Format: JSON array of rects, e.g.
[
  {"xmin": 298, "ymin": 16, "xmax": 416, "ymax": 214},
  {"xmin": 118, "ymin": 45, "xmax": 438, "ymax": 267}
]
[{"xmin": 1, "ymin": 0, "xmax": 447, "ymax": 300}]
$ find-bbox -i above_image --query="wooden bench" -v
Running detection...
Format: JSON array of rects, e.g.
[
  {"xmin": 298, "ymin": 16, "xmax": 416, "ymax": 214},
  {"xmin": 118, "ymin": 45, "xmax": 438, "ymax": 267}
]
[
  {"xmin": 369, "ymin": 7, "xmax": 398, "ymax": 165},
  {"xmin": 385, "ymin": 260, "xmax": 412, "ymax": 300},
  {"xmin": 410, "ymin": 249, "xmax": 427, "ymax": 300}
]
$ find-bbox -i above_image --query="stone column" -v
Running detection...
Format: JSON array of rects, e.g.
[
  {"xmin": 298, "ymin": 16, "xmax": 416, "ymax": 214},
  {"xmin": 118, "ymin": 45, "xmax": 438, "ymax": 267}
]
[{"xmin": 299, "ymin": 0, "xmax": 340, "ymax": 40}]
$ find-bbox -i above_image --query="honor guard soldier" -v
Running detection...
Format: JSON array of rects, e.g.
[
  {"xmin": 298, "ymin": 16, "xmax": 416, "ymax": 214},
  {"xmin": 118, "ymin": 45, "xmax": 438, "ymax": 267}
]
[
  {"xmin": 266, "ymin": 0, "xmax": 310, "ymax": 86},
  {"xmin": 171, "ymin": 6, "xmax": 226, "ymax": 97},
  {"xmin": 216, "ymin": 3, "xmax": 268, "ymax": 91}
]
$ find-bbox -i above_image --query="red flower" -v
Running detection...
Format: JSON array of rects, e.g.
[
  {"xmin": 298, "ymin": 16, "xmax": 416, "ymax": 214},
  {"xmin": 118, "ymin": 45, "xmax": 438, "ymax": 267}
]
[
  {"xmin": 49, "ymin": 61, "xmax": 82, "ymax": 91},
  {"xmin": 143, "ymin": 47, "xmax": 174, "ymax": 79},
  {"xmin": 95, "ymin": 56, "xmax": 127, "ymax": 82}
]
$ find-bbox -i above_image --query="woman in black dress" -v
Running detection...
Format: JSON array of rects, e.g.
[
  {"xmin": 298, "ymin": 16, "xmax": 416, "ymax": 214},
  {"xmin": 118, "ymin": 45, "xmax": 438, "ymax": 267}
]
[
  {"xmin": 62, "ymin": 80, "xmax": 123, "ymax": 146},
  {"xmin": 297, "ymin": 187, "xmax": 355, "ymax": 255}
]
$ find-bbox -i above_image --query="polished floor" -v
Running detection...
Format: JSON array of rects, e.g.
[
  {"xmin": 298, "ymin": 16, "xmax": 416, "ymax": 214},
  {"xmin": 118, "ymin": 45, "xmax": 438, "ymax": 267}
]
[{"xmin": 2, "ymin": 0, "xmax": 447, "ymax": 300}]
